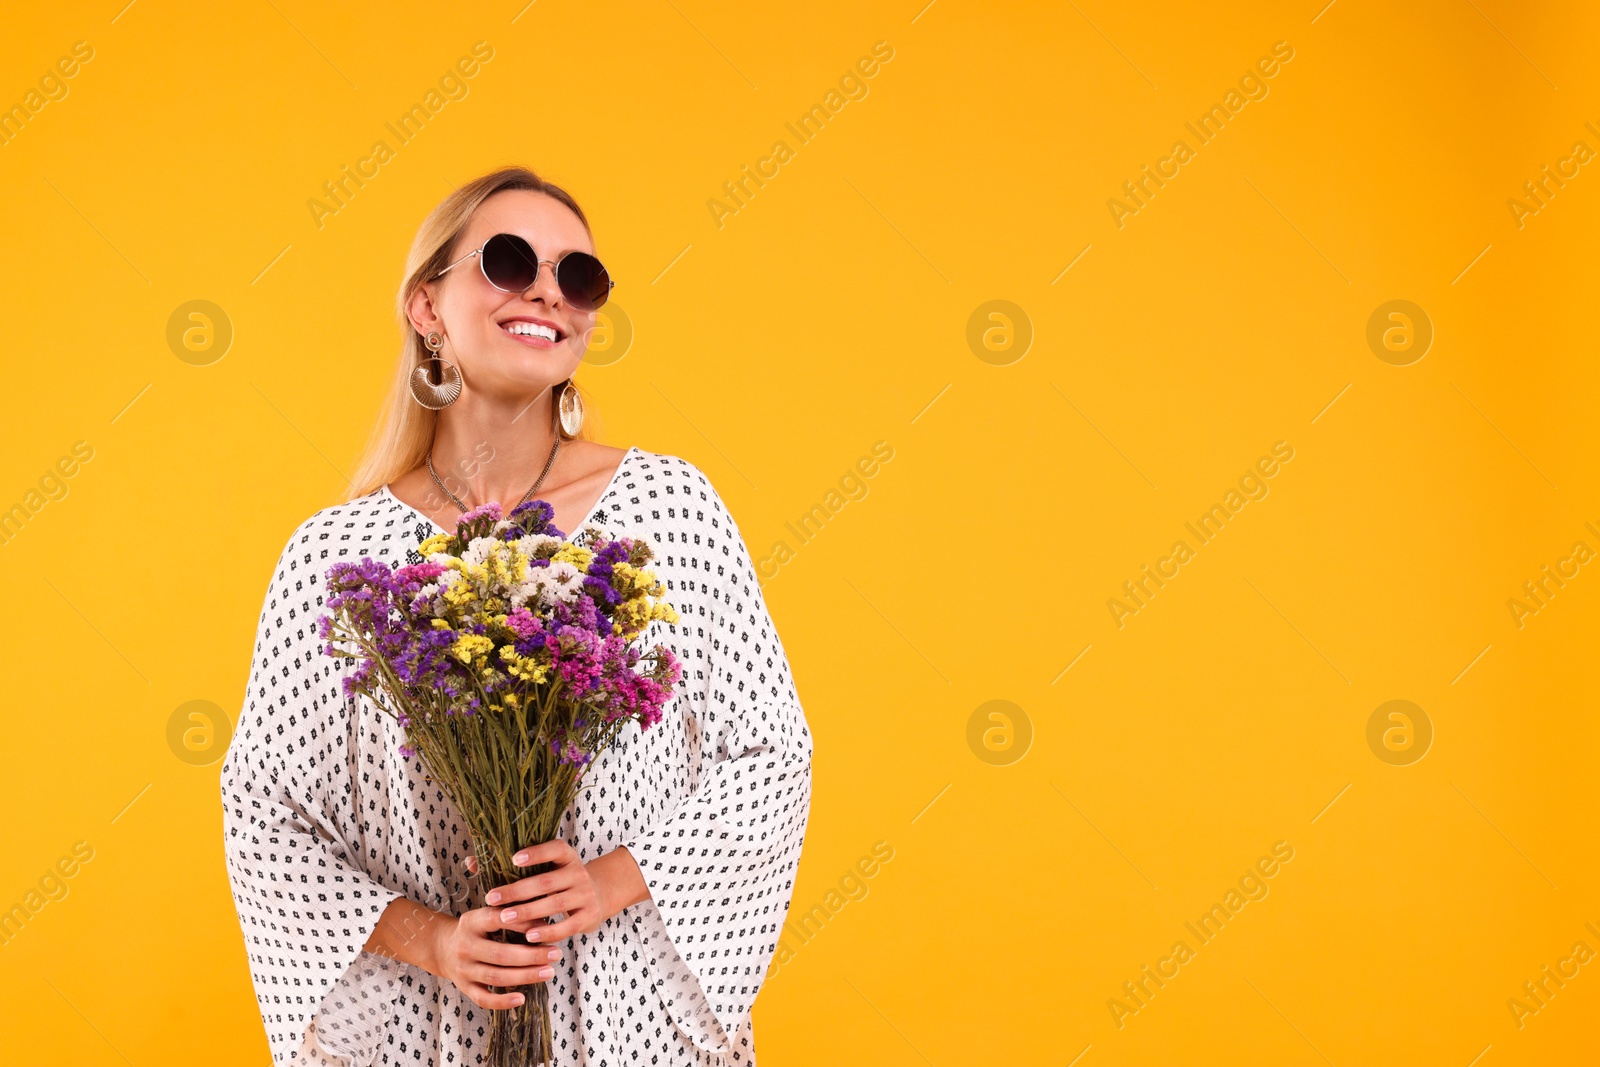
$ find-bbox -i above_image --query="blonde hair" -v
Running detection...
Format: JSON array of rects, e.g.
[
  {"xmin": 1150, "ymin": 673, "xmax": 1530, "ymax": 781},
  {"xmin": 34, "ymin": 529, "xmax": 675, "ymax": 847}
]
[{"xmin": 345, "ymin": 165, "xmax": 598, "ymax": 502}]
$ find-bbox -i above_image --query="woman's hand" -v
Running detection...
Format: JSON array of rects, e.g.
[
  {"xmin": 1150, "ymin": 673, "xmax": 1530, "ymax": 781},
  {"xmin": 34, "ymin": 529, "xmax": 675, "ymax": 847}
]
[
  {"xmin": 427, "ymin": 905, "xmax": 564, "ymax": 1010},
  {"xmin": 466, "ymin": 840, "xmax": 650, "ymax": 946}
]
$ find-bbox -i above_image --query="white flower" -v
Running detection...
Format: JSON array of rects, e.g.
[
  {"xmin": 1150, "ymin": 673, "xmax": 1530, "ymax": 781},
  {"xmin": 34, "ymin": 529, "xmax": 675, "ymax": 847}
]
[
  {"xmin": 515, "ymin": 559, "xmax": 586, "ymax": 609},
  {"xmin": 545, "ymin": 558, "xmax": 584, "ymax": 587},
  {"xmin": 462, "ymin": 536, "xmax": 499, "ymax": 567},
  {"xmin": 514, "ymin": 533, "xmax": 563, "ymax": 558}
]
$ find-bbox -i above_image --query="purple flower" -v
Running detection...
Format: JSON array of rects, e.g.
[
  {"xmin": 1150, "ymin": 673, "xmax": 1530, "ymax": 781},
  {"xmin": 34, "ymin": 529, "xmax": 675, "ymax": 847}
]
[
  {"xmin": 549, "ymin": 724, "xmax": 594, "ymax": 766},
  {"xmin": 505, "ymin": 607, "xmax": 542, "ymax": 641},
  {"xmin": 505, "ymin": 499, "xmax": 559, "ymax": 538},
  {"xmin": 458, "ymin": 500, "xmax": 503, "ymax": 526},
  {"xmin": 394, "ymin": 560, "xmax": 446, "ymax": 585}
]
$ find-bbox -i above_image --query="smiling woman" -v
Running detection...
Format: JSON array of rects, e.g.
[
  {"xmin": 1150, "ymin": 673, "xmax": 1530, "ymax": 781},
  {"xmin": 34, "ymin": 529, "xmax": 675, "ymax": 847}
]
[
  {"xmin": 350, "ymin": 172, "xmax": 619, "ymax": 535},
  {"xmin": 220, "ymin": 165, "xmax": 813, "ymax": 1067}
]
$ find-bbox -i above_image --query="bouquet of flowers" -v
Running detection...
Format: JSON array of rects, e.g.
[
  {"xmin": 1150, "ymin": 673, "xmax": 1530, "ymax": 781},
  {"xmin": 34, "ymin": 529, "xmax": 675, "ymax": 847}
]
[{"xmin": 318, "ymin": 498, "xmax": 683, "ymax": 1066}]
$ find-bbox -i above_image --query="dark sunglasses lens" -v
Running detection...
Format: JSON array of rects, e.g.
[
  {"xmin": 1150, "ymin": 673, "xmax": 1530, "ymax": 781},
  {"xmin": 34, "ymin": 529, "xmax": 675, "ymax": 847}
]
[
  {"xmin": 481, "ymin": 233, "xmax": 539, "ymax": 291},
  {"xmin": 558, "ymin": 252, "xmax": 611, "ymax": 310}
]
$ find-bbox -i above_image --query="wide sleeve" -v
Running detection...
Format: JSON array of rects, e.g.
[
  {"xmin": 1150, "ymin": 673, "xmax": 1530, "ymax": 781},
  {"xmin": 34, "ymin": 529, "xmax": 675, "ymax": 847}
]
[
  {"xmin": 621, "ymin": 482, "xmax": 815, "ymax": 1055},
  {"xmin": 219, "ymin": 519, "xmax": 409, "ymax": 1065}
]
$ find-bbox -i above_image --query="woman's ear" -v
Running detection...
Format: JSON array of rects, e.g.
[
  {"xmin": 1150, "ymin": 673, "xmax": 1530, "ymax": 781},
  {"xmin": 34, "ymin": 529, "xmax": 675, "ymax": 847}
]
[{"xmin": 407, "ymin": 280, "xmax": 443, "ymax": 336}]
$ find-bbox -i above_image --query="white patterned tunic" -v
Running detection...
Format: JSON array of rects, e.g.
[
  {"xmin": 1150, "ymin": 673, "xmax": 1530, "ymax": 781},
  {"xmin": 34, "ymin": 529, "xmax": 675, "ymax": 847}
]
[{"xmin": 221, "ymin": 446, "xmax": 814, "ymax": 1065}]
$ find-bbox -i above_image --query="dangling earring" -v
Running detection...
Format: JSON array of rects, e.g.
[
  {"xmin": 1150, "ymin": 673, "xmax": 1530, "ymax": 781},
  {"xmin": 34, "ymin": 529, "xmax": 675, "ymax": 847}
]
[
  {"xmin": 554, "ymin": 378, "xmax": 585, "ymax": 437},
  {"xmin": 410, "ymin": 330, "xmax": 462, "ymax": 409}
]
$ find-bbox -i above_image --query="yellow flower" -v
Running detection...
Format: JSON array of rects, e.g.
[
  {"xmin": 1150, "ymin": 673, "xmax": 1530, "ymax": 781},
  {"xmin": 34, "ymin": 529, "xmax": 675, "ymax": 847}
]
[
  {"xmin": 488, "ymin": 551, "xmax": 517, "ymax": 589},
  {"xmin": 419, "ymin": 533, "xmax": 454, "ymax": 557},
  {"xmin": 450, "ymin": 633, "xmax": 494, "ymax": 666},
  {"xmin": 498, "ymin": 645, "xmax": 550, "ymax": 683},
  {"xmin": 554, "ymin": 545, "xmax": 594, "ymax": 569}
]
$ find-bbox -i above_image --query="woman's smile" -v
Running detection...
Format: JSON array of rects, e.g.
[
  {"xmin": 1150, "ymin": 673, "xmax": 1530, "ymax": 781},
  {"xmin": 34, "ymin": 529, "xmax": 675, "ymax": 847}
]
[{"xmin": 499, "ymin": 314, "xmax": 565, "ymax": 349}]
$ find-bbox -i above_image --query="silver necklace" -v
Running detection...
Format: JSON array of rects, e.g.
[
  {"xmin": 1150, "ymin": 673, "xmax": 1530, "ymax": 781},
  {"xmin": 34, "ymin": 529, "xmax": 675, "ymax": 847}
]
[{"xmin": 427, "ymin": 435, "xmax": 561, "ymax": 514}]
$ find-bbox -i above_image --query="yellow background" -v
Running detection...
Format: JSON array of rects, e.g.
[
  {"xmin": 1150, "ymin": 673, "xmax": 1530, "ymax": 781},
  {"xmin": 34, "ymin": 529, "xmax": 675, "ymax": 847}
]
[{"xmin": 1, "ymin": 0, "xmax": 1597, "ymax": 1063}]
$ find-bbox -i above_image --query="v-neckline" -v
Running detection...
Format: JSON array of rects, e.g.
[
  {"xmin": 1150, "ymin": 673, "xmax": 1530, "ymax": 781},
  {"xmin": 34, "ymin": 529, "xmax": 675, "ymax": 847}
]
[{"xmin": 381, "ymin": 445, "xmax": 637, "ymax": 539}]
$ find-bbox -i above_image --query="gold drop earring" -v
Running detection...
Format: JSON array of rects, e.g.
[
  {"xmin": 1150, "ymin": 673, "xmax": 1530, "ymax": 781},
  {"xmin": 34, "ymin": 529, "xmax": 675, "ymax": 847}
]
[
  {"xmin": 554, "ymin": 378, "xmax": 585, "ymax": 436},
  {"xmin": 410, "ymin": 329, "xmax": 463, "ymax": 409}
]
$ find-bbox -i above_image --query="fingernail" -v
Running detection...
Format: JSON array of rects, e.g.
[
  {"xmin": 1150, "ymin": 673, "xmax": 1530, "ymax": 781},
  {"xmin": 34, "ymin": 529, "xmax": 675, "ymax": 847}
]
[
  {"xmin": 526, "ymin": 928, "xmax": 542, "ymax": 941},
  {"xmin": 513, "ymin": 994, "xmax": 525, "ymax": 1006},
  {"xmin": 514, "ymin": 852, "xmax": 528, "ymax": 865},
  {"xmin": 548, "ymin": 950, "xmax": 560, "ymax": 962},
  {"xmin": 537, "ymin": 966, "xmax": 554, "ymax": 978},
  {"xmin": 486, "ymin": 891, "xmax": 500, "ymax": 904},
  {"xmin": 501, "ymin": 909, "xmax": 517, "ymax": 921}
]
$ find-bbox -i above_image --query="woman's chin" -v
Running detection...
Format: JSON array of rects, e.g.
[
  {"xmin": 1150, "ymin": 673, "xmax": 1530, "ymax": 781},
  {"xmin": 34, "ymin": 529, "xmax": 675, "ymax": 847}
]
[{"xmin": 459, "ymin": 368, "xmax": 574, "ymax": 403}]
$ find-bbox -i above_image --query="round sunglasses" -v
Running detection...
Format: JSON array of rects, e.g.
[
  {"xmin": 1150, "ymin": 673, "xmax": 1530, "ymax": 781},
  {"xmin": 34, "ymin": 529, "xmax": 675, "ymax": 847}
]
[{"xmin": 435, "ymin": 232, "xmax": 616, "ymax": 311}]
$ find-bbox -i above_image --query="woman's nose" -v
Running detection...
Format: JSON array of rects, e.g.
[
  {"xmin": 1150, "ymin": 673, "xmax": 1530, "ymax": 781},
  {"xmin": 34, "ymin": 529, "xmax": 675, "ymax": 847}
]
[{"xmin": 523, "ymin": 261, "xmax": 563, "ymax": 303}]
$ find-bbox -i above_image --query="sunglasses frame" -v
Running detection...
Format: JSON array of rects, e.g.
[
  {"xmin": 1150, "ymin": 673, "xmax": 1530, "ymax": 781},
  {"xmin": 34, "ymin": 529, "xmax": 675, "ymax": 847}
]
[{"xmin": 435, "ymin": 232, "xmax": 616, "ymax": 310}]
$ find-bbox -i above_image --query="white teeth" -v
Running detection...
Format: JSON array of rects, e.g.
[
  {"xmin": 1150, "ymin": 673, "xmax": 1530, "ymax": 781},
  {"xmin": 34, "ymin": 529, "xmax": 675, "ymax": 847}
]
[{"xmin": 504, "ymin": 321, "xmax": 558, "ymax": 341}]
